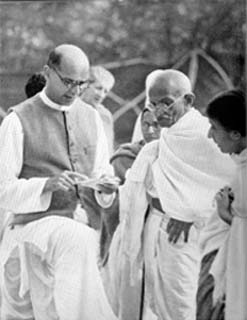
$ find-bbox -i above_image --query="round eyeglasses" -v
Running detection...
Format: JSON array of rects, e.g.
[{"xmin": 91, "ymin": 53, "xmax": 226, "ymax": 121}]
[
  {"xmin": 148, "ymin": 95, "xmax": 184, "ymax": 112},
  {"xmin": 52, "ymin": 67, "xmax": 89, "ymax": 91}
]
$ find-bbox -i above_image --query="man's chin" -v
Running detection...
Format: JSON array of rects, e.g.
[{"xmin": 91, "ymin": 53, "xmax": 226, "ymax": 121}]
[
  {"xmin": 63, "ymin": 96, "xmax": 76, "ymax": 105},
  {"xmin": 158, "ymin": 118, "xmax": 173, "ymax": 128},
  {"xmin": 93, "ymin": 99, "xmax": 102, "ymax": 107}
]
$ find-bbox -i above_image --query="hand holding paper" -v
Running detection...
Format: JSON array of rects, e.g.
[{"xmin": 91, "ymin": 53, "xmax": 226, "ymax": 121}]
[
  {"xmin": 96, "ymin": 175, "xmax": 120, "ymax": 194},
  {"xmin": 68, "ymin": 172, "xmax": 120, "ymax": 193}
]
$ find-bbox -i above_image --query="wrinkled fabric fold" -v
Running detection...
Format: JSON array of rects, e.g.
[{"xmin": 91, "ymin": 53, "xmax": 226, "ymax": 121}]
[{"xmin": 210, "ymin": 148, "xmax": 247, "ymax": 320}]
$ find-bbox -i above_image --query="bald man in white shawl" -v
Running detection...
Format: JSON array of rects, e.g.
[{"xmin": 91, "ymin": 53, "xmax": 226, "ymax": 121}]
[{"xmin": 98, "ymin": 69, "xmax": 236, "ymax": 320}]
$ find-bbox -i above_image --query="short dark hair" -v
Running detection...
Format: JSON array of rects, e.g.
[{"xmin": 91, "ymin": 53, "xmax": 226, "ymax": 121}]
[
  {"xmin": 25, "ymin": 72, "xmax": 46, "ymax": 98},
  {"xmin": 206, "ymin": 89, "xmax": 246, "ymax": 137},
  {"xmin": 47, "ymin": 49, "xmax": 62, "ymax": 69}
]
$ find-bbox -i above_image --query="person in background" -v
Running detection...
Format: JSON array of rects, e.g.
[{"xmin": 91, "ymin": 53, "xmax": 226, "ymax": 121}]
[
  {"xmin": 99, "ymin": 107, "xmax": 161, "ymax": 265},
  {"xmin": 131, "ymin": 69, "xmax": 163, "ymax": 144},
  {"xmin": 0, "ymin": 44, "xmax": 116, "ymax": 320},
  {"xmin": 197, "ymin": 90, "xmax": 246, "ymax": 320},
  {"xmin": 110, "ymin": 107, "xmax": 161, "ymax": 184},
  {"xmin": 98, "ymin": 69, "xmax": 235, "ymax": 320},
  {"xmin": 81, "ymin": 65, "xmax": 115, "ymax": 156},
  {"xmin": 25, "ymin": 72, "xmax": 46, "ymax": 98},
  {"xmin": 79, "ymin": 66, "xmax": 115, "ymax": 231}
]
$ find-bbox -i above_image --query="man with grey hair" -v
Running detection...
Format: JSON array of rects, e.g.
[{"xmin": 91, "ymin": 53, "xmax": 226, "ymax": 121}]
[
  {"xmin": 99, "ymin": 69, "xmax": 235, "ymax": 320},
  {"xmin": 0, "ymin": 44, "xmax": 116, "ymax": 320}
]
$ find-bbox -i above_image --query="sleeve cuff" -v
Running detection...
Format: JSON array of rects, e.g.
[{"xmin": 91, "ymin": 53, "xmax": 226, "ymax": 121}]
[
  {"xmin": 38, "ymin": 178, "xmax": 52, "ymax": 210},
  {"xmin": 94, "ymin": 190, "xmax": 116, "ymax": 208}
]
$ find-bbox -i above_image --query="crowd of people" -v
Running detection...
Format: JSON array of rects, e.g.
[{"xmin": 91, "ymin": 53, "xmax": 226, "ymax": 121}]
[{"xmin": 0, "ymin": 43, "xmax": 246, "ymax": 320}]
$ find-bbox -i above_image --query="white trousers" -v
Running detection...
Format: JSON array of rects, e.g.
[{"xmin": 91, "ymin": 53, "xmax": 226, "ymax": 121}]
[{"xmin": 0, "ymin": 216, "xmax": 117, "ymax": 320}]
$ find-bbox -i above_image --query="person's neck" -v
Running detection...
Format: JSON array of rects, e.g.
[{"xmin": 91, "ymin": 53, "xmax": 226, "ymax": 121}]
[
  {"xmin": 184, "ymin": 105, "xmax": 192, "ymax": 114},
  {"xmin": 44, "ymin": 88, "xmax": 60, "ymax": 105}
]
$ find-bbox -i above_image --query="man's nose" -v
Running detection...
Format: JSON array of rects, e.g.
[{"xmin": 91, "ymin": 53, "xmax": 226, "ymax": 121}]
[
  {"xmin": 148, "ymin": 125, "xmax": 155, "ymax": 134},
  {"xmin": 70, "ymin": 84, "xmax": 81, "ymax": 96},
  {"xmin": 98, "ymin": 88, "xmax": 105, "ymax": 99}
]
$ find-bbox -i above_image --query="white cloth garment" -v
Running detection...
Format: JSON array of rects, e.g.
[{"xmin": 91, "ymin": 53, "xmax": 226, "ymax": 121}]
[
  {"xmin": 131, "ymin": 113, "xmax": 143, "ymax": 143},
  {"xmin": 0, "ymin": 92, "xmax": 112, "ymax": 216},
  {"xmin": 199, "ymin": 206, "xmax": 231, "ymax": 258},
  {"xmin": 96, "ymin": 103, "xmax": 114, "ymax": 156},
  {"xmin": 210, "ymin": 148, "xmax": 247, "ymax": 320},
  {"xmin": 104, "ymin": 108, "xmax": 235, "ymax": 320},
  {"xmin": 0, "ymin": 91, "xmax": 116, "ymax": 320}
]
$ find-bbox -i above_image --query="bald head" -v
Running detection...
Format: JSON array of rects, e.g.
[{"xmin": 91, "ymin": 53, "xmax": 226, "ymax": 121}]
[
  {"xmin": 145, "ymin": 69, "xmax": 194, "ymax": 128},
  {"xmin": 44, "ymin": 44, "xmax": 90, "ymax": 106},
  {"xmin": 146, "ymin": 69, "xmax": 192, "ymax": 99},
  {"xmin": 47, "ymin": 44, "xmax": 89, "ymax": 80}
]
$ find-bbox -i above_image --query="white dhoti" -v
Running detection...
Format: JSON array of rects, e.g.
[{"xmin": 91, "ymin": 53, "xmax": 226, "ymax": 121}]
[
  {"xmin": 103, "ymin": 209, "xmax": 201, "ymax": 320},
  {"xmin": 143, "ymin": 211, "xmax": 201, "ymax": 320},
  {"xmin": 0, "ymin": 216, "xmax": 117, "ymax": 320}
]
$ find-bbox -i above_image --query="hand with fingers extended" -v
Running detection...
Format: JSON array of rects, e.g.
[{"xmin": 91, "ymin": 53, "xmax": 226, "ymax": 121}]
[
  {"xmin": 43, "ymin": 170, "xmax": 78, "ymax": 194},
  {"xmin": 166, "ymin": 218, "xmax": 193, "ymax": 244},
  {"xmin": 215, "ymin": 185, "xmax": 234, "ymax": 225}
]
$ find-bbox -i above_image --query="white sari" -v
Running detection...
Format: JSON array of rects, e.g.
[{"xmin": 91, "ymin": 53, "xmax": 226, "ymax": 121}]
[{"xmin": 210, "ymin": 148, "xmax": 247, "ymax": 320}]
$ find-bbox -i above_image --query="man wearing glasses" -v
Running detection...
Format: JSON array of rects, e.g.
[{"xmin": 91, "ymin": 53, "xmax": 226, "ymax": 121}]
[
  {"xmin": 99, "ymin": 69, "xmax": 235, "ymax": 320},
  {"xmin": 0, "ymin": 44, "xmax": 116, "ymax": 320}
]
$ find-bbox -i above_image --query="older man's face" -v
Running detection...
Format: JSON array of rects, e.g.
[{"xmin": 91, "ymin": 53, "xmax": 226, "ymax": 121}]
[{"xmin": 148, "ymin": 87, "xmax": 186, "ymax": 128}]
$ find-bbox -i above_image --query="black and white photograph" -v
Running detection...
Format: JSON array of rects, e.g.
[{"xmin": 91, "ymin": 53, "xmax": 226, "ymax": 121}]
[{"xmin": 0, "ymin": 0, "xmax": 246, "ymax": 319}]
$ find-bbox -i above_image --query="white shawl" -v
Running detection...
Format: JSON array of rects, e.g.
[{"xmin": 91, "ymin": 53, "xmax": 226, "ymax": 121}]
[
  {"xmin": 122, "ymin": 108, "xmax": 235, "ymax": 277},
  {"xmin": 153, "ymin": 108, "xmax": 235, "ymax": 222}
]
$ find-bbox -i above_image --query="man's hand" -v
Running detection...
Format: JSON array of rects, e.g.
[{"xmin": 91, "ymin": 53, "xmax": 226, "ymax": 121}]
[
  {"xmin": 215, "ymin": 186, "xmax": 234, "ymax": 225},
  {"xmin": 166, "ymin": 218, "xmax": 193, "ymax": 243},
  {"xmin": 96, "ymin": 175, "xmax": 120, "ymax": 194},
  {"xmin": 43, "ymin": 171, "xmax": 76, "ymax": 193}
]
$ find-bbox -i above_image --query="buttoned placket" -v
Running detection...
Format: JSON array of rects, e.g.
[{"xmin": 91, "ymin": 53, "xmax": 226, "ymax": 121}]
[{"xmin": 62, "ymin": 111, "xmax": 82, "ymax": 201}]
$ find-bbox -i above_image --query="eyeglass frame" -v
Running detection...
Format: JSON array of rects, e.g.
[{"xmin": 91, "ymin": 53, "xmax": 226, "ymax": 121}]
[
  {"xmin": 148, "ymin": 95, "xmax": 185, "ymax": 112},
  {"xmin": 51, "ymin": 66, "xmax": 89, "ymax": 91}
]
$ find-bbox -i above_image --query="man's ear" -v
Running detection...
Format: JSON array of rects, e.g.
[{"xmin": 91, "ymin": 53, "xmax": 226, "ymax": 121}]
[
  {"xmin": 43, "ymin": 65, "xmax": 50, "ymax": 80},
  {"xmin": 184, "ymin": 93, "xmax": 195, "ymax": 106},
  {"xmin": 230, "ymin": 130, "xmax": 241, "ymax": 141}
]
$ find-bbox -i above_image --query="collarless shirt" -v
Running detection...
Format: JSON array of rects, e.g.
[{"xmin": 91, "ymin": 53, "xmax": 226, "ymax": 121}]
[{"xmin": 0, "ymin": 90, "xmax": 112, "ymax": 215}]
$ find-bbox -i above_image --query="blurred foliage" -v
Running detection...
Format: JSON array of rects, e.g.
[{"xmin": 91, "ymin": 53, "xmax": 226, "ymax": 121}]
[{"xmin": 0, "ymin": 0, "xmax": 245, "ymax": 72}]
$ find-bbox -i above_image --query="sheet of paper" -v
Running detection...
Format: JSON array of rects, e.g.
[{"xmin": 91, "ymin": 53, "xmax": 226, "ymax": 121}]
[{"xmin": 69, "ymin": 172, "xmax": 120, "ymax": 191}]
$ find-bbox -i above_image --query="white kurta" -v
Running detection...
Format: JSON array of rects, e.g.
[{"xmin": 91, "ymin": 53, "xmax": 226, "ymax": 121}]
[{"xmin": 0, "ymin": 91, "xmax": 116, "ymax": 320}]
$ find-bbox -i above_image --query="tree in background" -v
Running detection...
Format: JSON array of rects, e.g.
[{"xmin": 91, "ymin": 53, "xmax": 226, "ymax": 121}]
[
  {"xmin": 0, "ymin": 0, "xmax": 245, "ymax": 142},
  {"xmin": 0, "ymin": 0, "xmax": 245, "ymax": 74}
]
